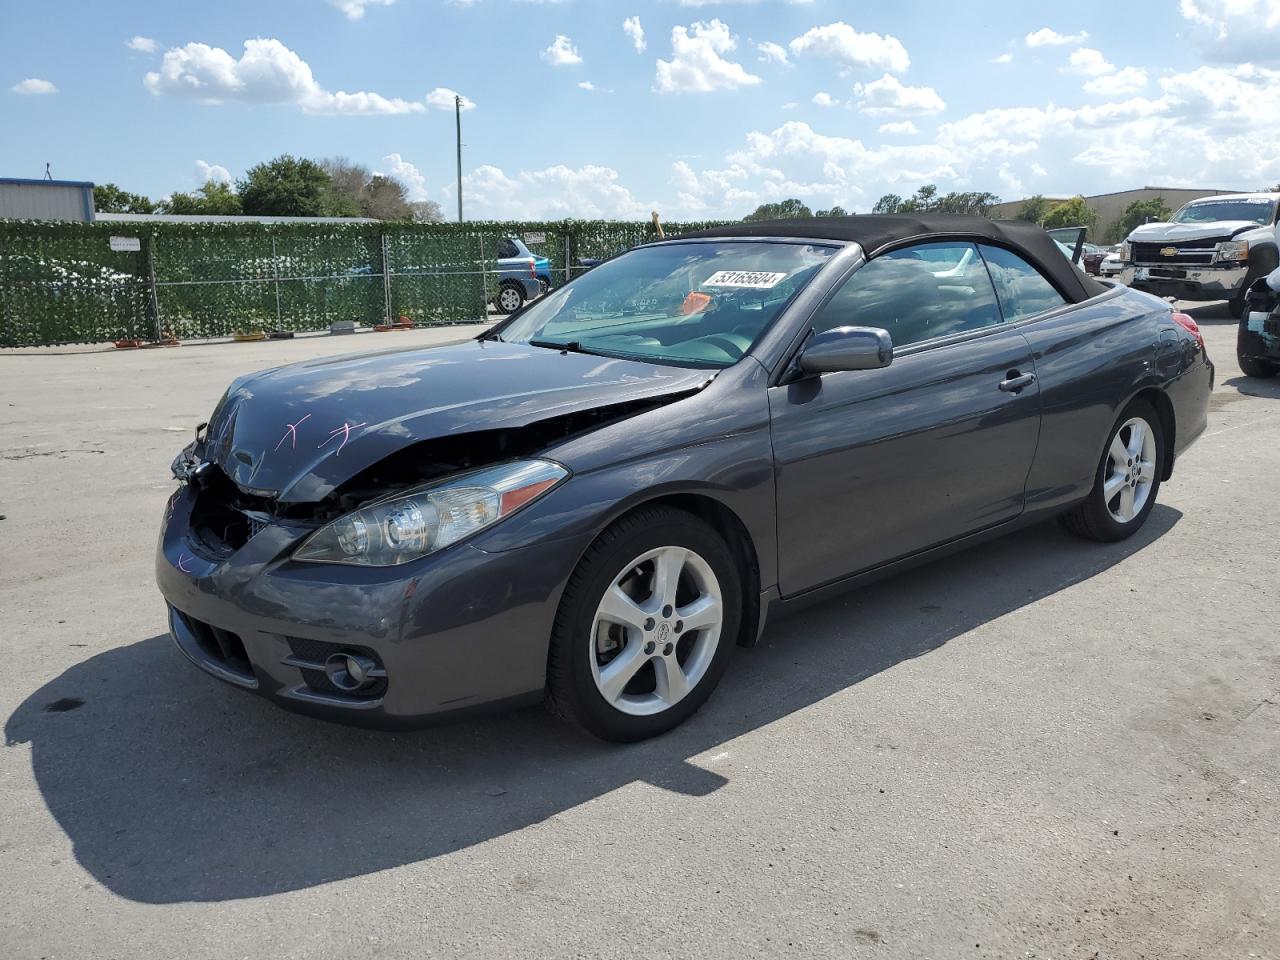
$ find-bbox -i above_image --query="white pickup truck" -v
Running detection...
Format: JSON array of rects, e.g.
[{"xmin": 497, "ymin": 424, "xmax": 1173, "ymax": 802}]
[{"xmin": 1119, "ymin": 192, "xmax": 1280, "ymax": 318}]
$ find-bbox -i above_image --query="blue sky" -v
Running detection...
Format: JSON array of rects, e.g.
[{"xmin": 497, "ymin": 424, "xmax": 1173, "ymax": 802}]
[{"xmin": 3, "ymin": 0, "xmax": 1279, "ymax": 219}]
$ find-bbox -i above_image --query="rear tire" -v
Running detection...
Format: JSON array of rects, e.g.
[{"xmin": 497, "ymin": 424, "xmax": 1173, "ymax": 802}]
[
  {"xmin": 1061, "ymin": 399, "xmax": 1164, "ymax": 543},
  {"xmin": 1239, "ymin": 356, "xmax": 1278, "ymax": 378},
  {"xmin": 1228, "ymin": 296, "xmax": 1246, "ymax": 319},
  {"xmin": 494, "ymin": 282, "xmax": 524, "ymax": 314},
  {"xmin": 545, "ymin": 506, "xmax": 741, "ymax": 742}
]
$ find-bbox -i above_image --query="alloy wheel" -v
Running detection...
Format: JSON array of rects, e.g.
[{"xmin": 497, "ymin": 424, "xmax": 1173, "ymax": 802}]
[
  {"xmin": 1103, "ymin": 416, "xmax": 1157, "ymax": 523},
  {"xmin": 589, "ymin": 545, "xmax": 723, "ymax": 717},
  {"xmin": 498, "ymin": 287, "xmax": 522, "ymax": 312}
]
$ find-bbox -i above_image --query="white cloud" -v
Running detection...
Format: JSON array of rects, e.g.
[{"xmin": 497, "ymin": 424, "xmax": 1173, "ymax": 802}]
[
  {"xmin": 195, "ymin": 160, "xmax": 231, "ymax": 184},
  {"xmin": 853, "ymin": 74, "xmax": 946, "ymax": 115},
  {"xmin": 126, "ymin": 36, "xmax": 157, "ymax": 54},
  {"xmin": 990, "ymin": 52, "xmax": 1013, "ymax": 64},
  {"xmin": 378, "ymin": 153, "xmax": 428, "ymax": 201},
  {"xmin": 329, "ymin": 0, "xmax": 395, "ymax": 20},
  {"xmin": 1065, "ymin": 48, "xmax": 1148, "ymax": 96},
  {"xmin": 664, "ymin": 56, "xmax": 1280, "ymax": 218},
  {"xmin": 756, "ymin": 40, "xmax": 789, "ymax": 64},
  {"xmin": 878, "ymin": 120, "xmax": 919, "ymax": 135},
  {"xmin": 788, "ymin": 22, "xmax": 910, "ymax": 73},
  {"xmin": 541, "ymin": 35, "xmax": 582, "ymax": 66},
  {"xmin": 1025, "ymin": 27, "xmax": 1090, "ymax": 47},
  {"xmin": 812, "ymin": 91, "xmax": 838, "ymax": 107},
  {"xmin": 1084, "ymin": 66, "xmax": 1148, "ymax": 96},
  {"xmin": 1179, "ymin": 0, "xmax": 1280, "ymax": 65},
  {"xmin": 457, "ymin": 163, "xmax": 651, "ymax": 219},
  {"xmin": 1067, "ymin": 47, "xmax": 1114, "ymax": 77},
  {"xmin": 425, "ymin": 87, "xmax": 475, "ymax": 111},
  {"xmin": 144, "ymin": 39, "xmax": 425, "ymax": 114},
  {"xmin": 11, "ymin": 78, "xmax": 58, "ymax": 95},
  {"xmin": 578, "ymin": 80, "xmax": 595, "ymax": 90},
  {"xmin": 623, "ymin": 15, "xmax": 646, "ymax": 53},
  {"xmin": 655, "ymin": 19, "xmax": 762, "ymax": 93}
]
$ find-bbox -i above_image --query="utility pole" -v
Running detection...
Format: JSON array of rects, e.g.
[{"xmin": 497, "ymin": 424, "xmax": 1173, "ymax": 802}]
[{"xmin": 455, "ymin": 95, "xmax": 463, "ymax": 223}]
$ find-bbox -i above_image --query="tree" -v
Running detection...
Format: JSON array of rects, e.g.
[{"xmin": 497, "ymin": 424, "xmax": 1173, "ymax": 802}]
[
  {"xmin": 1041, "ymin": 196, "xmax": 1098, "ymax": 235},
  {"xmin": 872, "ymin": 193, "xmax": 903, "ymax": 214},
  {"xmin": 886, "ymin": 184, "xmax": 999, "ymax": 216},
  {"xmin": 93, "ymin": 182, "xmax": 156, "ymax": 214},
  {"xmin": 744, "ymin": 198, "xmax": 812, "ymax": 221},
  {"xmin": 237, "ymin": 155, "xmax": 348, "ymax": 217},
  {"xmin": 1109, "ymin": 197, "xmax": 1172, "ymax": 241},
  {"xmin": 360, "ymin": 175, "xmax": 412, "ymax": 220},
  {"xmin": 1015, "ymin": 195, "xmax": 1052, "ymax": 224},
  {"xmin": 320, "ymin": 156, "xmax": 371, "ymax": 212},
  {"xmin": 409, "ymin": 199, "xmax": 444, "ymax": 223},
  {"xmin": 815, "ymin": 205, "xmax": 848, "ymax": 217},
  {"xmin": 933, "ymin": 190, "xmax": 1001, "ymax": 215},
  {"xmin": 162, "ymin": 180, "xmax": 242, "ymax": 215}
]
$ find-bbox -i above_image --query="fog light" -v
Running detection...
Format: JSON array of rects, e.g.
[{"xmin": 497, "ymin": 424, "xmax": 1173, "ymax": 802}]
[{"xmin": 324, "ymin": 651, "xmax": 381, "ymax": 692}]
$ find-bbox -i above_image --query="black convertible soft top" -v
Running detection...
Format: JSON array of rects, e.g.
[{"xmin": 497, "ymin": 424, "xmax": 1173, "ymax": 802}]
[{"xmin": 680, "ymin": 214, "xmax": 1108, "ymax": 303}]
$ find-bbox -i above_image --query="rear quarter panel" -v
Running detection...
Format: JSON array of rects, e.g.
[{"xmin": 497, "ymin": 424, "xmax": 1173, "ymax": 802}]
[{"xmin": 1020, "ymin": 286, "xmax": 1185, "ymax": 512}]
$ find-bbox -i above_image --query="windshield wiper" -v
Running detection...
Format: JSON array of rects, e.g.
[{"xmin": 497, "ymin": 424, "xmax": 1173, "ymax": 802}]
[{"xmin": 530, "ymin": 338, "xmax": 594, "ymax": 355}]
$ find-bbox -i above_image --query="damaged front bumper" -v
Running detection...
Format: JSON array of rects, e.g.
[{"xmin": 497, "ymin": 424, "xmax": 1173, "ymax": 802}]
[
  {"xmin": 1242, "ymin": 280, "xmax": 1280, "ymax": 362},
  {"xmin": 155, "ymin": 481, "xmax": 587, "ymax": 726}
]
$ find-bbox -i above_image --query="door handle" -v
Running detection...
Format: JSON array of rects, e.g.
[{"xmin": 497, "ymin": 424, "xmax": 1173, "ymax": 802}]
[{"xmin": 998, "ymin": 371, "xmax": 1036, "ymax": 393}]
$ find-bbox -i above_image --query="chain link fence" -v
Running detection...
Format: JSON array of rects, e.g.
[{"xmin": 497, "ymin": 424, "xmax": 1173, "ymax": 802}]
[{"xmin": 0, "ymin": 218, "xmax": 731, "ymax": 347}]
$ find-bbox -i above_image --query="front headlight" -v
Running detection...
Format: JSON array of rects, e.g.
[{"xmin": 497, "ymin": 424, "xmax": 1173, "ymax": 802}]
[
  {"xmin": 1119, "ymin": 241, "xmax": 1131, "ymax": 263},
  {"xmin": 1214, "ymin": 240, "xmax": 1249, "ymax": 263},
  {"xmin": 294, "ymin": 459, "xmax": 568, "ymax": 566}
]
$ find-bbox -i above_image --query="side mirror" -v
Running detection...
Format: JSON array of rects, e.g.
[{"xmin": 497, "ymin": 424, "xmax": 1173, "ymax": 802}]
[{"xmin": 797, "ymin": 326, "xmax": 893, "ymax": 376}]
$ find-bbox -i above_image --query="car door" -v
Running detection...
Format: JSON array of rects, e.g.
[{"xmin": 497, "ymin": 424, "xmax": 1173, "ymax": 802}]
[{"xmin": 769, "ymin": 241, "xmax": 1043, "ymax": 597}]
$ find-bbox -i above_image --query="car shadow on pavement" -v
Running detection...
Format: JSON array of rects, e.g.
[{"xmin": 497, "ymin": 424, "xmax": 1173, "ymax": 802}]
[
  {"xmin": 6, "ymin": 507, "xmax": 1180, "ymax": 904},
  {"xmin": 1222, "ymin": 374, "xmax": 1280, "ymax": 400}
]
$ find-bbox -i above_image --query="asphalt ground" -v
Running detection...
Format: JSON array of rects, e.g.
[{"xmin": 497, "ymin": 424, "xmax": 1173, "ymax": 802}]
[{"xmin": 1, "ymin": 303, "xmax": 1276, "ymax": 959}]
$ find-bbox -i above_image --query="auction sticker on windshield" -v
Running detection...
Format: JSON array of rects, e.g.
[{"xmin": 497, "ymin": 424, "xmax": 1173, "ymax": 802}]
[{"xmin": 702, "ymin": 270, "xmax": 788, "ymax": 289}]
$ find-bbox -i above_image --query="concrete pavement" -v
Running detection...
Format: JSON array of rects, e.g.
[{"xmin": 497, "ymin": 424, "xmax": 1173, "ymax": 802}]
[{"xmin": 1, "ymin": 305, "xmax": 1276, "ymax": 959}]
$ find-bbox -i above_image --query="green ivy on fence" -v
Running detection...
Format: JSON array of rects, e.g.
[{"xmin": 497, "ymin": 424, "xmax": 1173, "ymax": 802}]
[{"xmin": 0, "ymin": 217, "xmax": 731, "ymax": 347}]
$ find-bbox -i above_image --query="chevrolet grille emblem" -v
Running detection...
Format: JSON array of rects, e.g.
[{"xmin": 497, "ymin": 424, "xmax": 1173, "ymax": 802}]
[{"xmin": 1160, "ymin": 246, "xmax": 1179, "ymax": 257}]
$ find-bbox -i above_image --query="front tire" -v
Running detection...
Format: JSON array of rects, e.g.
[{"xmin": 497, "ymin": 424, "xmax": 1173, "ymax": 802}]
[
  {"xmin": 1061, "ymin": 399, "xmax": 1164, "ymax": 542},
  {"xmin": 546, "ymin": 507, "xmax": 741, "ymax": 742},
  {"xmin": 1228, "ymin": 296, "xmax": 1247, "ymax": 320}
]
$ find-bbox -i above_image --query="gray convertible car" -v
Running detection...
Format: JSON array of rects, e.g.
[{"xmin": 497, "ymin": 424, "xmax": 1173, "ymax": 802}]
[{"xmin": 157, "ymin": 215, "xmax": 1213, "ymax": 741}]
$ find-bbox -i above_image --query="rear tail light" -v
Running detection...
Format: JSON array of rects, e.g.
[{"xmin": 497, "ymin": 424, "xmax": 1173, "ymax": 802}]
[
  {"xmin": 529, "ymin": 258, "xmax": 537, "ymax": 277},
  {"xmin": 1171, "ymin": 311, "xmax": 1204, "ymax": 350}
]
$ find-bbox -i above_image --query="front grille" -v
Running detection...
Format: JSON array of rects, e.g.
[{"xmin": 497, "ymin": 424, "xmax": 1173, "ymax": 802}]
[
  {"xmin": 283, "ymin": 636, "xmax": 388, "ymax": 700},
  {"xmin": 1132, "ymin": 237, "xmax": 1226, "ymax": 266},
  {"xmin": 175, "ymin": 609, "xmax": 254, "ymax": 680}
]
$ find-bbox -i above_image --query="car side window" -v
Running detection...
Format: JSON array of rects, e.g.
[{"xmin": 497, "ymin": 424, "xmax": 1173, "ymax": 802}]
[
  {"xmin": 978, "ymin": 244, "xmax": 1067, "ymax": 322},
  {"xmin": 811, "ymin": 241, "xmax": 1002, "ymax": 348},
  {"xmin": 497, "ymin": 239, "xmax": 519, "ymax": 259}
]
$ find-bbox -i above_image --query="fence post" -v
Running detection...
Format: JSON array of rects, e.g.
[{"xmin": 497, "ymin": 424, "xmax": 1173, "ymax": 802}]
[
  {"xmin": 271, "ymin": 235, "xmax": 282, "ymax": 329},
  {"xmin": 381, "ymin": 229, "xmax": 392, "ymax": 323},
  {"xmin": 477, "ymin": 233, "xmax": 488, "ymax": 318},
  {"xmin": 146, "ymin": 232, "xmax": 162, "ymax": 341}
]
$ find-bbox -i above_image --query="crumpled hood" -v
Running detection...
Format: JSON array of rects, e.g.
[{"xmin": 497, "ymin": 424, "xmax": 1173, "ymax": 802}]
[
  {"xmin": 1129, "ymin": 220, "xmax": 1262, "ymax": 243},
  {"xmin": 203, "ymin": 339, "xmax": 713, "ymax": 502}
]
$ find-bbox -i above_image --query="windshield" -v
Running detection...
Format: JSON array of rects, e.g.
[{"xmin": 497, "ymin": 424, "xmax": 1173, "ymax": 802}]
[
  {"xmin": 1172, "ymin": 199, "xmax": 1276, "ymax": 226},
  {"xmin": 498, "ymin": 240, "xmax": 837, "ymax": 367}
]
